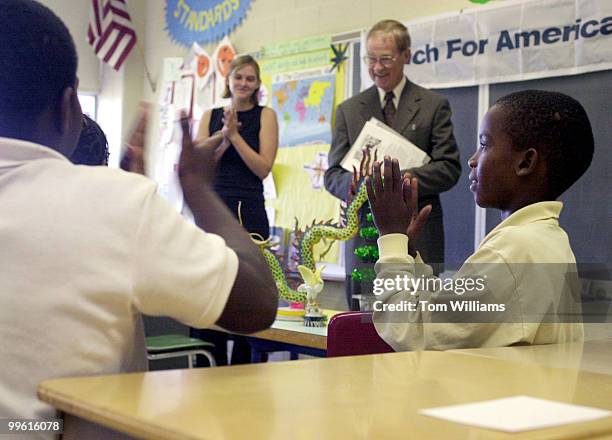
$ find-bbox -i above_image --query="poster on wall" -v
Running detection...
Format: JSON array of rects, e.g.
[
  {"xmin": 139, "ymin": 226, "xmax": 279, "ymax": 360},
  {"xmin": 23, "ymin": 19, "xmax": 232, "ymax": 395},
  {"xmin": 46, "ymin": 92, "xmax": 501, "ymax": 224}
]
[
  {"xmin": 155, "ymin": 34, "xmax": 238, "ymax": 215},
  {"xmin": 211, "ymin": 36, "xmax": 236, "ymax": 104},
  {"xmin": 156, "ymin": 57, "xmax": 193, "ymax": 213},
  {"xmin": 271, "ymin": 68, "xmax": 335, "ymax": 147},
  {"xmin": 257, "ymin": 44, "xmax": 344, "ymax": 266},
  {"xmin": 269, "ymin": 144, "xmax": 341, "ymax": 265},
  {"xmin": 178, "ymin": 38, "xmax": 236, "ymax": 122},
  {"xmin": 184, "ymin": 42, "xmax": 213, "ymax": 91},
  {"xmin": 184, "ymin": 43, "xmax": 214, "ymax": 119}
]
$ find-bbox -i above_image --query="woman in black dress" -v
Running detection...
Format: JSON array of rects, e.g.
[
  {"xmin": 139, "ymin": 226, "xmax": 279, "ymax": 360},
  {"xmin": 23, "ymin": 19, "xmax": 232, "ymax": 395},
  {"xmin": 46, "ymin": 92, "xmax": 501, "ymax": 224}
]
[
  {"xmin": 197, "ymin": 54, "xmax": 278, "ymax": 239},
  {"xmin": 194, "ymin": 55, "xmax": 279, "ymax": 365}
]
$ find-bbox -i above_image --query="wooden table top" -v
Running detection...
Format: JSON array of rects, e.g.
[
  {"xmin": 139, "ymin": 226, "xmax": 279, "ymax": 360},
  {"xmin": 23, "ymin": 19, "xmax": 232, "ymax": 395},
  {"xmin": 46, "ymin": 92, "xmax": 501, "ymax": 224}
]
[
  {"xmin": 244, "ymin": 309, "xmax": 341, "ymax": 350},
  {"xmin": 451, "ymin": 338, "xmax": 612, "ymax": 376},
  {"xmin": 38, "ymin": 350, "xmax": 612, "ymax": 440}
]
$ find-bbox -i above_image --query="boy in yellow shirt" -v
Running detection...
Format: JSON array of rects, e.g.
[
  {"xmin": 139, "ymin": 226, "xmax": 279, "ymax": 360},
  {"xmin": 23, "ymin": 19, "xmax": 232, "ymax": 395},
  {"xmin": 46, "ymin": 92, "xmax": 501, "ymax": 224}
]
[{"xmin": 368, "ymin": 90, "xmax": 593, "ymax": 350}]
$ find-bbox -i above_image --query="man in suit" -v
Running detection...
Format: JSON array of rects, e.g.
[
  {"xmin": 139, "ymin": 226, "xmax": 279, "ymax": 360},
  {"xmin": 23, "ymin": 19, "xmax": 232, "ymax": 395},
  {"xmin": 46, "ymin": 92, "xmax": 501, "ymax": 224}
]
[{"xmin": 324, "ymin": 19, "xmax": 461, "ymax": 308}]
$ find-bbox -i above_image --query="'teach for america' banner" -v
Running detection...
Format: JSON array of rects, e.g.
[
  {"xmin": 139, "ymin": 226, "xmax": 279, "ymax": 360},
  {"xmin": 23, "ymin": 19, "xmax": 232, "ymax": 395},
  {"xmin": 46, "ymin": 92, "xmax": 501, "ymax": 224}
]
[{"xmin": 361, "ymin": 0, "xmax": 612, "ymax": 89}]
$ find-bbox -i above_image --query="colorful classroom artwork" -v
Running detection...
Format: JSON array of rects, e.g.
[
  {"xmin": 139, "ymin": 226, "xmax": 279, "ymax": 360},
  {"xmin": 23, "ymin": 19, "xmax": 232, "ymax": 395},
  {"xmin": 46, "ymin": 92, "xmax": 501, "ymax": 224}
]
[
  {"xmin": 184, "ymin": 42, "xmax": 213, "ymax": 91},
  {"xmin": 211, "ymin": 36, "xmax": 236, "ymax": 106},
  {"xmin": 155, "ymin": 57, "xmax": 193, "ymax": 214},
  {"xmin": 262, "ymin": 35, "xmax": 331, "ymax": 58},
  {"xmin": 182, "ymin": 38, "xmax": 235, "ymax": 121},
  {"xmin": 257, "ymin": 41, "xmax": 344, "ymax": 266},
  {"xmin": 267, "ymin": 144, "xmax": 340, "ymax": 264},
  {"xmin": 154, "ymin": 33, "xmax": 240, "ymax": 218},
  {"xmin": 303, "ymin": 152, "xmax": 328, "ymax": 190},
  {"xmin": 165, "ymin": 0, "xmax": 252, "ymax": 47},
  {"xmin": 271, "ymin": 72, "xmax": 335, "ymax": 147}
]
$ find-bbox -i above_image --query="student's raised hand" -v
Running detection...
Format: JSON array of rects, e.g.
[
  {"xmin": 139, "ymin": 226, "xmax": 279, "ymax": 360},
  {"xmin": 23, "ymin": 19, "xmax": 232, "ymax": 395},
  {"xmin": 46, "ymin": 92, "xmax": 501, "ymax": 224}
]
[
  {"xmin": 366, "ymin": 156, "xmax": 412, "ymax": 236},
  {"xmin": 366, "ymin": 156, "xmax": 432, "ymax": 242},
  {"xmin": 178, "ymin": 112, "xmax": 216, "ymax": 191},
  {"xmin": 404, "ymin": 177, "xmax": 432, "ymax": 256},
  {"xmin": 120, "ymin": 102, "xmax": 149, "ymax": 174}
]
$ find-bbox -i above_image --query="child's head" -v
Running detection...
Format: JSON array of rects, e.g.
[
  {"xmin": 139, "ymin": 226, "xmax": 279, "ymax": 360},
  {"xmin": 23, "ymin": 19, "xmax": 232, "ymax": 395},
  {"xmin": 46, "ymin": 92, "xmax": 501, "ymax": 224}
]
[
  {"xmin": 70, "ymin": 115, "xmax": 109, "ymax": 166},
  {"xmin": 468, "ymin": 90, "xmax": 594, "ymax": 213}
]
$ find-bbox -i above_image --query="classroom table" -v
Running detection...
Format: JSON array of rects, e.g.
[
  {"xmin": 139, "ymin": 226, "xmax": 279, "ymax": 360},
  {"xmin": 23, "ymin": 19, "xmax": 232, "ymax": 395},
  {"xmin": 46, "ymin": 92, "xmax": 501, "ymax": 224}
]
[
  {"xmin": 451, "ymin": 338, "xmax": 612, "ymax": 376},
  {"xmin": 230, "ymin": 309, "xmax": 340, "ymax": 361},
  {"xmin": 38, "ymin": 350, "xmax": 612, "ymax": 440}
]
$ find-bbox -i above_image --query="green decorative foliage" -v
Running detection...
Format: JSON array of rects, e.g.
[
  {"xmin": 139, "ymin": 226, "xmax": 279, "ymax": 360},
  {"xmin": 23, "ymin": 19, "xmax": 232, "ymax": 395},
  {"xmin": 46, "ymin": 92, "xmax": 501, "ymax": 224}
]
[
  {"xmin": 354, "ymin": 245, "xmax": 379, "ymax": 261},
  {"xmin": 351, "ymin": 267, "xmax": 376, "ymax": 282},
  {"xmin": 359, "ymin": 226, "xmax": 379, "ymax": 240}
]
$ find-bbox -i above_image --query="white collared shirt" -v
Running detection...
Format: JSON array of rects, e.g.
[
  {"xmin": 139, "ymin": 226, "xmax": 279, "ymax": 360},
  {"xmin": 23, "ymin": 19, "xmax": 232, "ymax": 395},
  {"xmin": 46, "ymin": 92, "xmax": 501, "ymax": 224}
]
[
  {"xmin": 377, "ymin": 75, "xmax": 407, "ymax": 109},
  {"xmin": 373, "ymin": 201, "xmax": 583, "ymax": 351},
  {"xmin": 0, "ymin": 137, "xmax": 238, "ymax": 427}
]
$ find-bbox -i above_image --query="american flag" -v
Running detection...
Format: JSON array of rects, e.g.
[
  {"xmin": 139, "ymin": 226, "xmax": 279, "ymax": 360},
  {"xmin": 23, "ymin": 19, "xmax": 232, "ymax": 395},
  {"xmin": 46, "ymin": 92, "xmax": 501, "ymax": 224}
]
[{"xmin": 88, "ymin": 0, "xmax": 137, "ymax": 70}]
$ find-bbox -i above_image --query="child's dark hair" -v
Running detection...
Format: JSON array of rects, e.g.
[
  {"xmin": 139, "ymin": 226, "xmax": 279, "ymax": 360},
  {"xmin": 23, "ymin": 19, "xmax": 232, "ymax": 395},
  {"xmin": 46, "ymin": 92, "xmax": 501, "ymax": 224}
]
[
  {"xmin": 494, "ymin": 90, "xmax": 594, "ymax": 199},
  {"xmin": 70, "ymin": 115, "xmax": 109, "ymax": 166},
  {"xmin": 0, "ymin": 0, "xmax": 77, "ymax": 136}
]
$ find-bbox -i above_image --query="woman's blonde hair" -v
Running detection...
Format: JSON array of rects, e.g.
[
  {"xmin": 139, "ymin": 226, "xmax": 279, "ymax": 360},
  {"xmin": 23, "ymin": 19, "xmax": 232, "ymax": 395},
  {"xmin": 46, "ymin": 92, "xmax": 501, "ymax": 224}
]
[{"xmin": 222, "ymin": 55, "xmax": 261, "ymax": 105}]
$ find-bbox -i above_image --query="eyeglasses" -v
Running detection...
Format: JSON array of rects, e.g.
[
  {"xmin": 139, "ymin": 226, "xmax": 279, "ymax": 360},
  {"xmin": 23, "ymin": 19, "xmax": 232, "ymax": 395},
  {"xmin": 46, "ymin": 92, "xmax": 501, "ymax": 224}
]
[{"xmin": 362, "ymin": 55, "xmax": 398, "ymax": 67}]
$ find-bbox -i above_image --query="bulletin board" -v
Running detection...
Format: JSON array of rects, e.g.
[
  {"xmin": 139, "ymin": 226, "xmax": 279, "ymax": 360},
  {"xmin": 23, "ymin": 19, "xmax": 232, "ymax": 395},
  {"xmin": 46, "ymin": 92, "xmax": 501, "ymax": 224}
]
[{"xmin": 257, "ymin": 35, "xmax": 352, "ymax": 266}]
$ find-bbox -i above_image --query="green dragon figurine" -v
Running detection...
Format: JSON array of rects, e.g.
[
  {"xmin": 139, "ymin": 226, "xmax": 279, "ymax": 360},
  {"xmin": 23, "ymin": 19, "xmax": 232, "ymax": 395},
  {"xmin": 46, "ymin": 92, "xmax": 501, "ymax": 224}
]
[
  {"xmin": 258, "ymin": 181, "xmax": 368, "ymax": 304},
  {"xmin": 259, "ymin": 149, "xmax": 376, "ymax": 307}
]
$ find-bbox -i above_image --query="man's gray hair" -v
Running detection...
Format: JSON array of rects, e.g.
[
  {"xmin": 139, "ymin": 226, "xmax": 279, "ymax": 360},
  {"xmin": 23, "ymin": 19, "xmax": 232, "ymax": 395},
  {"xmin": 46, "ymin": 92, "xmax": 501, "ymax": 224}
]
[{"xmin": 367, "ymin": 19, "xmax": 411, "ymax": 52}]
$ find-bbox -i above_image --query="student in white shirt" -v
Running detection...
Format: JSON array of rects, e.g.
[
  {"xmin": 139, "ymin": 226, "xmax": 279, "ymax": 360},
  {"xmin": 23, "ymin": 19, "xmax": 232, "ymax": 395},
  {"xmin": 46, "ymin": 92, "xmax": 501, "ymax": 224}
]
[{"xmin": 0, "ymin": 1, "xmax": 277, "ymax": 436}]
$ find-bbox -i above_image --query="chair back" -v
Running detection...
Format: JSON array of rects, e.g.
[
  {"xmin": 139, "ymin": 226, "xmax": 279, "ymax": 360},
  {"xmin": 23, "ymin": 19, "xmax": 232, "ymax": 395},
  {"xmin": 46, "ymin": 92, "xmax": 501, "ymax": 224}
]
[{"xmin": 327, "ymin": 311, "xmax": 394, "ymax": 357}]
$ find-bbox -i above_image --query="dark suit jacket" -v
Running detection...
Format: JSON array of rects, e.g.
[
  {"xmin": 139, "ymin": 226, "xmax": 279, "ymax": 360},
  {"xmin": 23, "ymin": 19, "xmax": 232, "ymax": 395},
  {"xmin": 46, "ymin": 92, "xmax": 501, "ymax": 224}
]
[{"xmin": 324, "ymin": 79, "xmax": 461, "ymax": 282}]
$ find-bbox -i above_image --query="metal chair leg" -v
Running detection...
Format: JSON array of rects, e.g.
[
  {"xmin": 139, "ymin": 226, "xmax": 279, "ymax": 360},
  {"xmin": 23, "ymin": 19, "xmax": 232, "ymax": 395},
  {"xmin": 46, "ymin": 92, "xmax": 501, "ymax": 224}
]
[{"xmin": 147, "ymin": 349, "xmax": 217, "ymax": 369}]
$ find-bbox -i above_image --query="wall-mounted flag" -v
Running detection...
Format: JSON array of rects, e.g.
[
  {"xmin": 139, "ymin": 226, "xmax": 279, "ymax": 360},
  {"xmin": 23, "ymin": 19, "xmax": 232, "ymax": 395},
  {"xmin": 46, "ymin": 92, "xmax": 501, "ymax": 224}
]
[{"xmin": 88, "ymin": 0, "xmax": 137, "ymax": 70}]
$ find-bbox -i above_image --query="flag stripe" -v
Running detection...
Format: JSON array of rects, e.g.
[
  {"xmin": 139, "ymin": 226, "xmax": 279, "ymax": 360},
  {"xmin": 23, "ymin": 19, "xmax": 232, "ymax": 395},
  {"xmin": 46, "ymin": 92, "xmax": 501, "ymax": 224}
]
[
  {"xmin": 103, "ymin": 30, "xmax": 125, "ymax": 63},
  {"xmin": 113, "ymin": 36, "xmax": 136, "ymax": 70},
  {"xmin": 92, "ymin": 0, "xmax": 103, "ymax": 37},
  {"xmin": 103, "ymin": 4, "xmax": 130, "ymax": 21},
  {"xmin": 88, "ymin": 0, "xmax": 137, "ymax": 71}
]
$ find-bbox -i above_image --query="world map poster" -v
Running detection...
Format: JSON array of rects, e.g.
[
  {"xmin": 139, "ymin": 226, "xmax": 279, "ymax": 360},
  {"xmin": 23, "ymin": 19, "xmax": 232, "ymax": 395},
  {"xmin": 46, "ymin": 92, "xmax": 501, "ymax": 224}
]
[{"xmin": 271, "ymin": 73, "xmax": 335, "ymax": 147}]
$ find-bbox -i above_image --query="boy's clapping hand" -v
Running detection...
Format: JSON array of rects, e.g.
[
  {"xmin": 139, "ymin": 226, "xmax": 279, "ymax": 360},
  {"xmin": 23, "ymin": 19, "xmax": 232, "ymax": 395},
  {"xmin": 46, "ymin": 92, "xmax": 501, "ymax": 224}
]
[
  {"xmin": 366, "ymin": 156, "xmax": 410, "ymax": 235},
  {"xmin": 179, "ymin": 111, "xmax": 217, "ymax": 189},
  {"xmin": 120, "ymin": 102, "xmax": 149, "ymax": 174},
  {"xmin": 366, "ymin": 156, "xmax": 432, "ymax": 248}
]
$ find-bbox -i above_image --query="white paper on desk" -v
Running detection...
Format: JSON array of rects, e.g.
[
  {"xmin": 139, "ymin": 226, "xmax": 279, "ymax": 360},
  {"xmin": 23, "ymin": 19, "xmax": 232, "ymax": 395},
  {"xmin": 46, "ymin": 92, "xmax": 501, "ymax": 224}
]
[
  {"xmin": 419, "ymin": 395, "xmax": 612, "ymax": 433},
  {"xmin": 340, "ymin": 118, "xmax": 430, "ymax": 172}
]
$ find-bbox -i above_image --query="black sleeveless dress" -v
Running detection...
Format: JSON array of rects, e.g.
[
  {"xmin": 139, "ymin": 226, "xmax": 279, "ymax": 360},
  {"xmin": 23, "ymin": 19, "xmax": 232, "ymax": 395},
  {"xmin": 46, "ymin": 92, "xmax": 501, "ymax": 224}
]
[
  {"xmin": 209, "ymin": 105, "xmax": 269, "ymax": 239},
  {"xmin": 193, "ymin": 105, "xmax": 271, "ymax": 366}
]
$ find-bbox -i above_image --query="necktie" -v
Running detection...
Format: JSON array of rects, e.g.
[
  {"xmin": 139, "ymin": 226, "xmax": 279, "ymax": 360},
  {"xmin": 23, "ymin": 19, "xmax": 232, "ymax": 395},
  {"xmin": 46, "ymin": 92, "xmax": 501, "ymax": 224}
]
[{"xmin": 383, "ymin": 91, "xmax": 396, "ymax": 127}]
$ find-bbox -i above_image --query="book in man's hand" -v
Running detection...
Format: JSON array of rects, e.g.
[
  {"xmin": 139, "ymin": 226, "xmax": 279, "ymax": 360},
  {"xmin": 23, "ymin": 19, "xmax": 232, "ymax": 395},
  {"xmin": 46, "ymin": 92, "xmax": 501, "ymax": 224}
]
[{"xmin": 340, "ymin": 117, "xmax": 430, "ymax": 172}]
